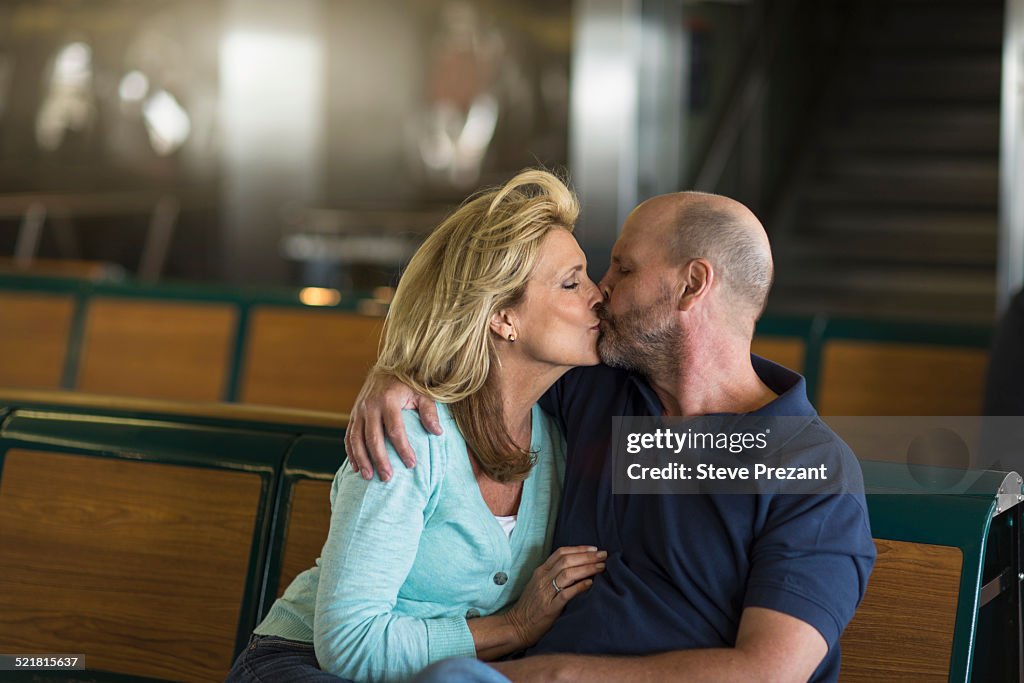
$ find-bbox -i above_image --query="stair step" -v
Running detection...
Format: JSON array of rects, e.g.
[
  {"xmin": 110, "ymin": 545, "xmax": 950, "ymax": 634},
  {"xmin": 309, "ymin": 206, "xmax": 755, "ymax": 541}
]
[
  {"xmin": 784, "ymin": 233, "xmax": 995, "ymax": 267},
  {"xmin": 859, "ymin": 5, "xmax": 1003, "ymax": 52},
  {"xmin": 803, "ymin": 180, "xmax": 998, "ymax": 210},
  {"xmin": 852, "ymin": 56, "xmax": 1001, "ymax": 103},
  {"xmin": 819, "ymin": 154, "xmax": 998, "ymax": 184},
  {"xmin": 775, "ymin": 264, "xmax": 995, "ymax": 295},
  {"xmin": 804, "ymin": 152, "xmax": 999, "ymax": 209},
  {"xmin": 798, "ymin": 207, "xmax": 997, "ymax": 237},
  {"xmin": 822, "ymin": 107, "xmax": 999, "ymax": 154},
  {"xmin": 769, "ymin": 0, "xmax": 1003, "ymax": 324},
  {"xmin": 769, "ymin": 265, "xmax": 996, "ymax": 323}
]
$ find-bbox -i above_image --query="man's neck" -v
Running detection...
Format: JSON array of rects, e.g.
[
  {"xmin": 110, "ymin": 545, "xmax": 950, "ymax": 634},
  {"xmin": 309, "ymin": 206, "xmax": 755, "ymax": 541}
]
[{"xmin": 648, "ymin": 336, "xmax": 776, "ymax": 417}]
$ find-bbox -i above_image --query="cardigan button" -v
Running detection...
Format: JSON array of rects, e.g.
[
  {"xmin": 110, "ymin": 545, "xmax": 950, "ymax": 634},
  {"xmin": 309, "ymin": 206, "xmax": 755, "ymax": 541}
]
[
  {"xmin": 466, "ymin": 608, "xmax": 481, "ymax": 619},
  {"xmin": 493, "ymin": 572, "xmax": 508, "ymax": 586}
]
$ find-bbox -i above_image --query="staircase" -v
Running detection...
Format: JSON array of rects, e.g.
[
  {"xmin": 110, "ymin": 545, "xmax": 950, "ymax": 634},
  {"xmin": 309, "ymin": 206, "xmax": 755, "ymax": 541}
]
[{"xmin": 768, "ymin": 0, "xmax": 1004, "ymax": 324}]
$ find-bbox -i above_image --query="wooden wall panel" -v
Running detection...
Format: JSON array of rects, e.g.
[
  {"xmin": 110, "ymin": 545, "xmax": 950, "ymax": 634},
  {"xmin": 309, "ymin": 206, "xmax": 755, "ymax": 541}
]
[
  {"xmin": 0, "ymin": 449, "xmax": 262, "ymax": 682},
  {"xmin": 0, "ymin": 292, "xmax": 74, "ymax": 390},
  {"xmin": 77, "ymin": 299, "xmax": 236, "ymax": 401},
  {"xmin": 819, "ymin": 341, "xmax": 988, "ymax": 415},
  {"xmin": 278, "ymin": 479, "xmax": 333, "ymax": 596},
  {"xmin": 839, "ymin": 539, "xmax": 961, "ymax": 682},
  {"xmin": 241, "ymin": 308, "xmax": 383, "ymax": 412}
]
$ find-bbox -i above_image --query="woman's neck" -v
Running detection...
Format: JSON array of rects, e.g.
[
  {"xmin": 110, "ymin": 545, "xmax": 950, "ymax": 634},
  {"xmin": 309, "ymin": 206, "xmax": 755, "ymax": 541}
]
[{"xmin": 490, "ymin": 355, "xmax": 566, "ymax": 448}]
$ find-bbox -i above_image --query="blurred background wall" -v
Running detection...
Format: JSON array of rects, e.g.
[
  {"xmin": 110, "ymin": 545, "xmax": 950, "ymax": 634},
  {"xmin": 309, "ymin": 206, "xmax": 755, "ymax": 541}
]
[{"xmin": 1, "ymin": 0, "xmax": 1022, "ymax": 324}]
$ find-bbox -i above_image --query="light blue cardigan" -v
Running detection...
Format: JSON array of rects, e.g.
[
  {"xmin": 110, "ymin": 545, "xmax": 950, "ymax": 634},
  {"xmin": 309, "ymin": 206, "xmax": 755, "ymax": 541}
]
[{"xmin": 255, "ymin": 403, "xmax": 565, "ymax": 682}]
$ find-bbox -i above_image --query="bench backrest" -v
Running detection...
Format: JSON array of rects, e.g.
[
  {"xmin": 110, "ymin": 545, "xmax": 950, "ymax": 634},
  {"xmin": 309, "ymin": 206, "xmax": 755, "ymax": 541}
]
[
  {"xmin": 76, "ymin": 297, "xmax": 237, "ymax": 401},
  {"xmin": 240, "ymin": 307, "xmax": 383, "ymax": 412},
  {"xmin": 260, "ymin": 435, "xmax": 343, "ymax": 610},
  {"xmin": 0, "ymin": 273, "xmax": 995, "ymax": 418},
  {"xmin": 841, "ymin": 483, "xmax": 1013, "ymax": 682},
  {"xmin": 751, "ymin": 335, "xmax": 805, "ymax": 373},
  {"xmin": 0, "ymin": 291, "xmax": 75, "ymax": 390},
  {"xmin": 839, "ymin": 538, "xmax": 962, "ymax": 681},
  {"xmin": 819, "ymin": 340, "xmax": 989, "ymax": 415},
  {"xmin": 0, "ymin": 407, "xmax": 287, "ymax": 682}
]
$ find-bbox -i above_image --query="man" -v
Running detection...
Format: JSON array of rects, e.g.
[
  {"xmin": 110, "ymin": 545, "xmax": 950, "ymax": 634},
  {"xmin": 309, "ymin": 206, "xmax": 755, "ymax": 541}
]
[{"xmin": 346, "ymin": 191, "xmax": 875, "ymax": 682}]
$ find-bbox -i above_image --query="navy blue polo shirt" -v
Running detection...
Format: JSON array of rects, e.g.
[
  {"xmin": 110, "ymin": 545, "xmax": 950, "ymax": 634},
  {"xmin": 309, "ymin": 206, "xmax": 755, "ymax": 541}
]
[{"xmin": 530, "ymin": 356, "xmax": 875, "ymax": 683}]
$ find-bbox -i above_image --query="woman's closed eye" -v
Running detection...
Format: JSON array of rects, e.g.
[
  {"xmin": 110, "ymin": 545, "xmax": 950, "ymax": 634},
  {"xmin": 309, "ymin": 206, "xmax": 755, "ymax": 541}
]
[{"xmin": 563, "ymin": 281, "xmax": 579, "ymax": 290}]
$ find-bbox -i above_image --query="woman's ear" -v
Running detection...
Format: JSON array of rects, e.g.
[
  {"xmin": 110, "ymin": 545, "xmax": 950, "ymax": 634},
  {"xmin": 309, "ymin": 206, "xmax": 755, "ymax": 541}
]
[
  {"xmin": 678, "ymin": 258, "xmax": 714, "ymax": 312},
  {"xmin": 489, "ymin": 309, "xmax": 519, "ymax": 342}
]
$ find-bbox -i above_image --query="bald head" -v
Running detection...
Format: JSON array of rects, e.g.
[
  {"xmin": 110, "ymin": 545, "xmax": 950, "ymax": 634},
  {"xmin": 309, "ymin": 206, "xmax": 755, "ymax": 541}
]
[{"xmin": 634, "ymin": 191, "xmax": 773, "ymax": 324}]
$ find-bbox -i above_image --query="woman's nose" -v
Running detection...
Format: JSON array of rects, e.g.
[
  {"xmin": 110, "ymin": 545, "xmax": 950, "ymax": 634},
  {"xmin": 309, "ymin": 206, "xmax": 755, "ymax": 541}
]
[{"xmin": 586, "ymin": 279, "xmax": 603, "ymax": 307}]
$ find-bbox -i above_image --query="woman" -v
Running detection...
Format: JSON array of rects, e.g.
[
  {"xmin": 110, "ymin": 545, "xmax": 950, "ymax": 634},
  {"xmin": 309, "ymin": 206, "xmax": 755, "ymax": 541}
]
[{"xmin": 226, "ymin": 169, "xmax": 606, "ymax": 682}]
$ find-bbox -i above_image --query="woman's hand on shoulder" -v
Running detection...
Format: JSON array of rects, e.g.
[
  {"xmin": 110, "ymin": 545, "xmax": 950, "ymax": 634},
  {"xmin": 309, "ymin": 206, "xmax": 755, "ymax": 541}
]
[
  {"xmin": 345, "ymin": 370, "xmax": 442, "ymax": 482},
  {"xmin": 504, "ymin": 545, "xmax": 607, "ymax": 648}
]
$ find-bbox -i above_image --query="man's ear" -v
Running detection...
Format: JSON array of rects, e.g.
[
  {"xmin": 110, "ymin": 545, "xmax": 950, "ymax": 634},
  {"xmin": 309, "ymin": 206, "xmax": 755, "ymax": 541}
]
[
  {"xmin": 489, "ymin": 309, "xmax": 519, "ymax": 341},
  {"xmin": 678, "ymin": 258, "xmax": 713, "ymax": 312}
]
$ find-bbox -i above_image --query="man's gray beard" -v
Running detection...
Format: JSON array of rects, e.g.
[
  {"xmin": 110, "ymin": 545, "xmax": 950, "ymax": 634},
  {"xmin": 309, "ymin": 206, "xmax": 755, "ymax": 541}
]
[{"xmin": 598, "ymin": 298, "xmax": 680, "ymax": 380}]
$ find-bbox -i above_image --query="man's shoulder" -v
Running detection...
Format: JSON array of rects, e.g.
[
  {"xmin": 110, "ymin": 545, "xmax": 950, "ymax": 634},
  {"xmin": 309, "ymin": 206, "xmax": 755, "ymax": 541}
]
[{"xmin": 758, "ymin": 416, "xmax": 867, "ymax": 499}]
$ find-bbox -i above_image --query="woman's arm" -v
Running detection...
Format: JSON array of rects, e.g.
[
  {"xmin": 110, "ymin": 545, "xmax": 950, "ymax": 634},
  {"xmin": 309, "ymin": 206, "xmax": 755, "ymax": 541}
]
[{"xmin": 314, "ymin": 415, "xmax": 467, "ymax": 682}]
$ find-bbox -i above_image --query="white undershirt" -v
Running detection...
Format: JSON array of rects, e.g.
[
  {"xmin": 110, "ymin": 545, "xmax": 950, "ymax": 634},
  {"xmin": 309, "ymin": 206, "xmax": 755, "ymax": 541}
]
[{"xmin": 495, "ymin": 514, "xmax": 517, "ymax": 539}]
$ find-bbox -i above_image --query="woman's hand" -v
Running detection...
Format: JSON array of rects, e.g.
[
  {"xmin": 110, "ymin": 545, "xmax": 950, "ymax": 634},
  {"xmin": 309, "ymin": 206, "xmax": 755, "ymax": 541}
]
[
  {"xmin": 345, "ymin": 370, "xmax": 441, "ymax": 481},
  {"xmin": 504, "ymin": 546, "xmax": 608, "ymax": 648}
]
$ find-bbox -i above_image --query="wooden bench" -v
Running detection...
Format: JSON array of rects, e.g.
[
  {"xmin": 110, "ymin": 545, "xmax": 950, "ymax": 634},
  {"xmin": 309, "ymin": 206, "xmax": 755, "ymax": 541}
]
[
  {"xmin": 0, "ymin": 393, "xmax": 299, "ymax": 682},
  {"xmin": 0, "ymin": 273, "xmax": 997, "ymax": 417},
  {"xmin": 840, "ymin": 463, "xmax": 1021, "ymax": 681},
  {"xmin": 0, "ymin": 398, "xmax": 1016, "ymax": 680},
  {"xmin": 0, "ymin": 275, "xmax": 385, "ymax": 412}
]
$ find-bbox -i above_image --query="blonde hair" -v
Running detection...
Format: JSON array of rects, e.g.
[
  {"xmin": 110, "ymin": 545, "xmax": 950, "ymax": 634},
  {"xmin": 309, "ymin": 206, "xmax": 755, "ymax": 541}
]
[{"xmin": 375, "ymin": 169, "xmax": 579, "ymax": 482}]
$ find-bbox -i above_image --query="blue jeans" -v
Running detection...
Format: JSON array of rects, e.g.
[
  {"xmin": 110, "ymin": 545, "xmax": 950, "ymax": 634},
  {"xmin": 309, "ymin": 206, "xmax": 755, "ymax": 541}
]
[
  {"xmin": 225, "ymin": 634, "xmax": 354, "ymax": 682},
  {"xmin": 410, "ymin": 657, "xmax": 512, "ymax": 683}
]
